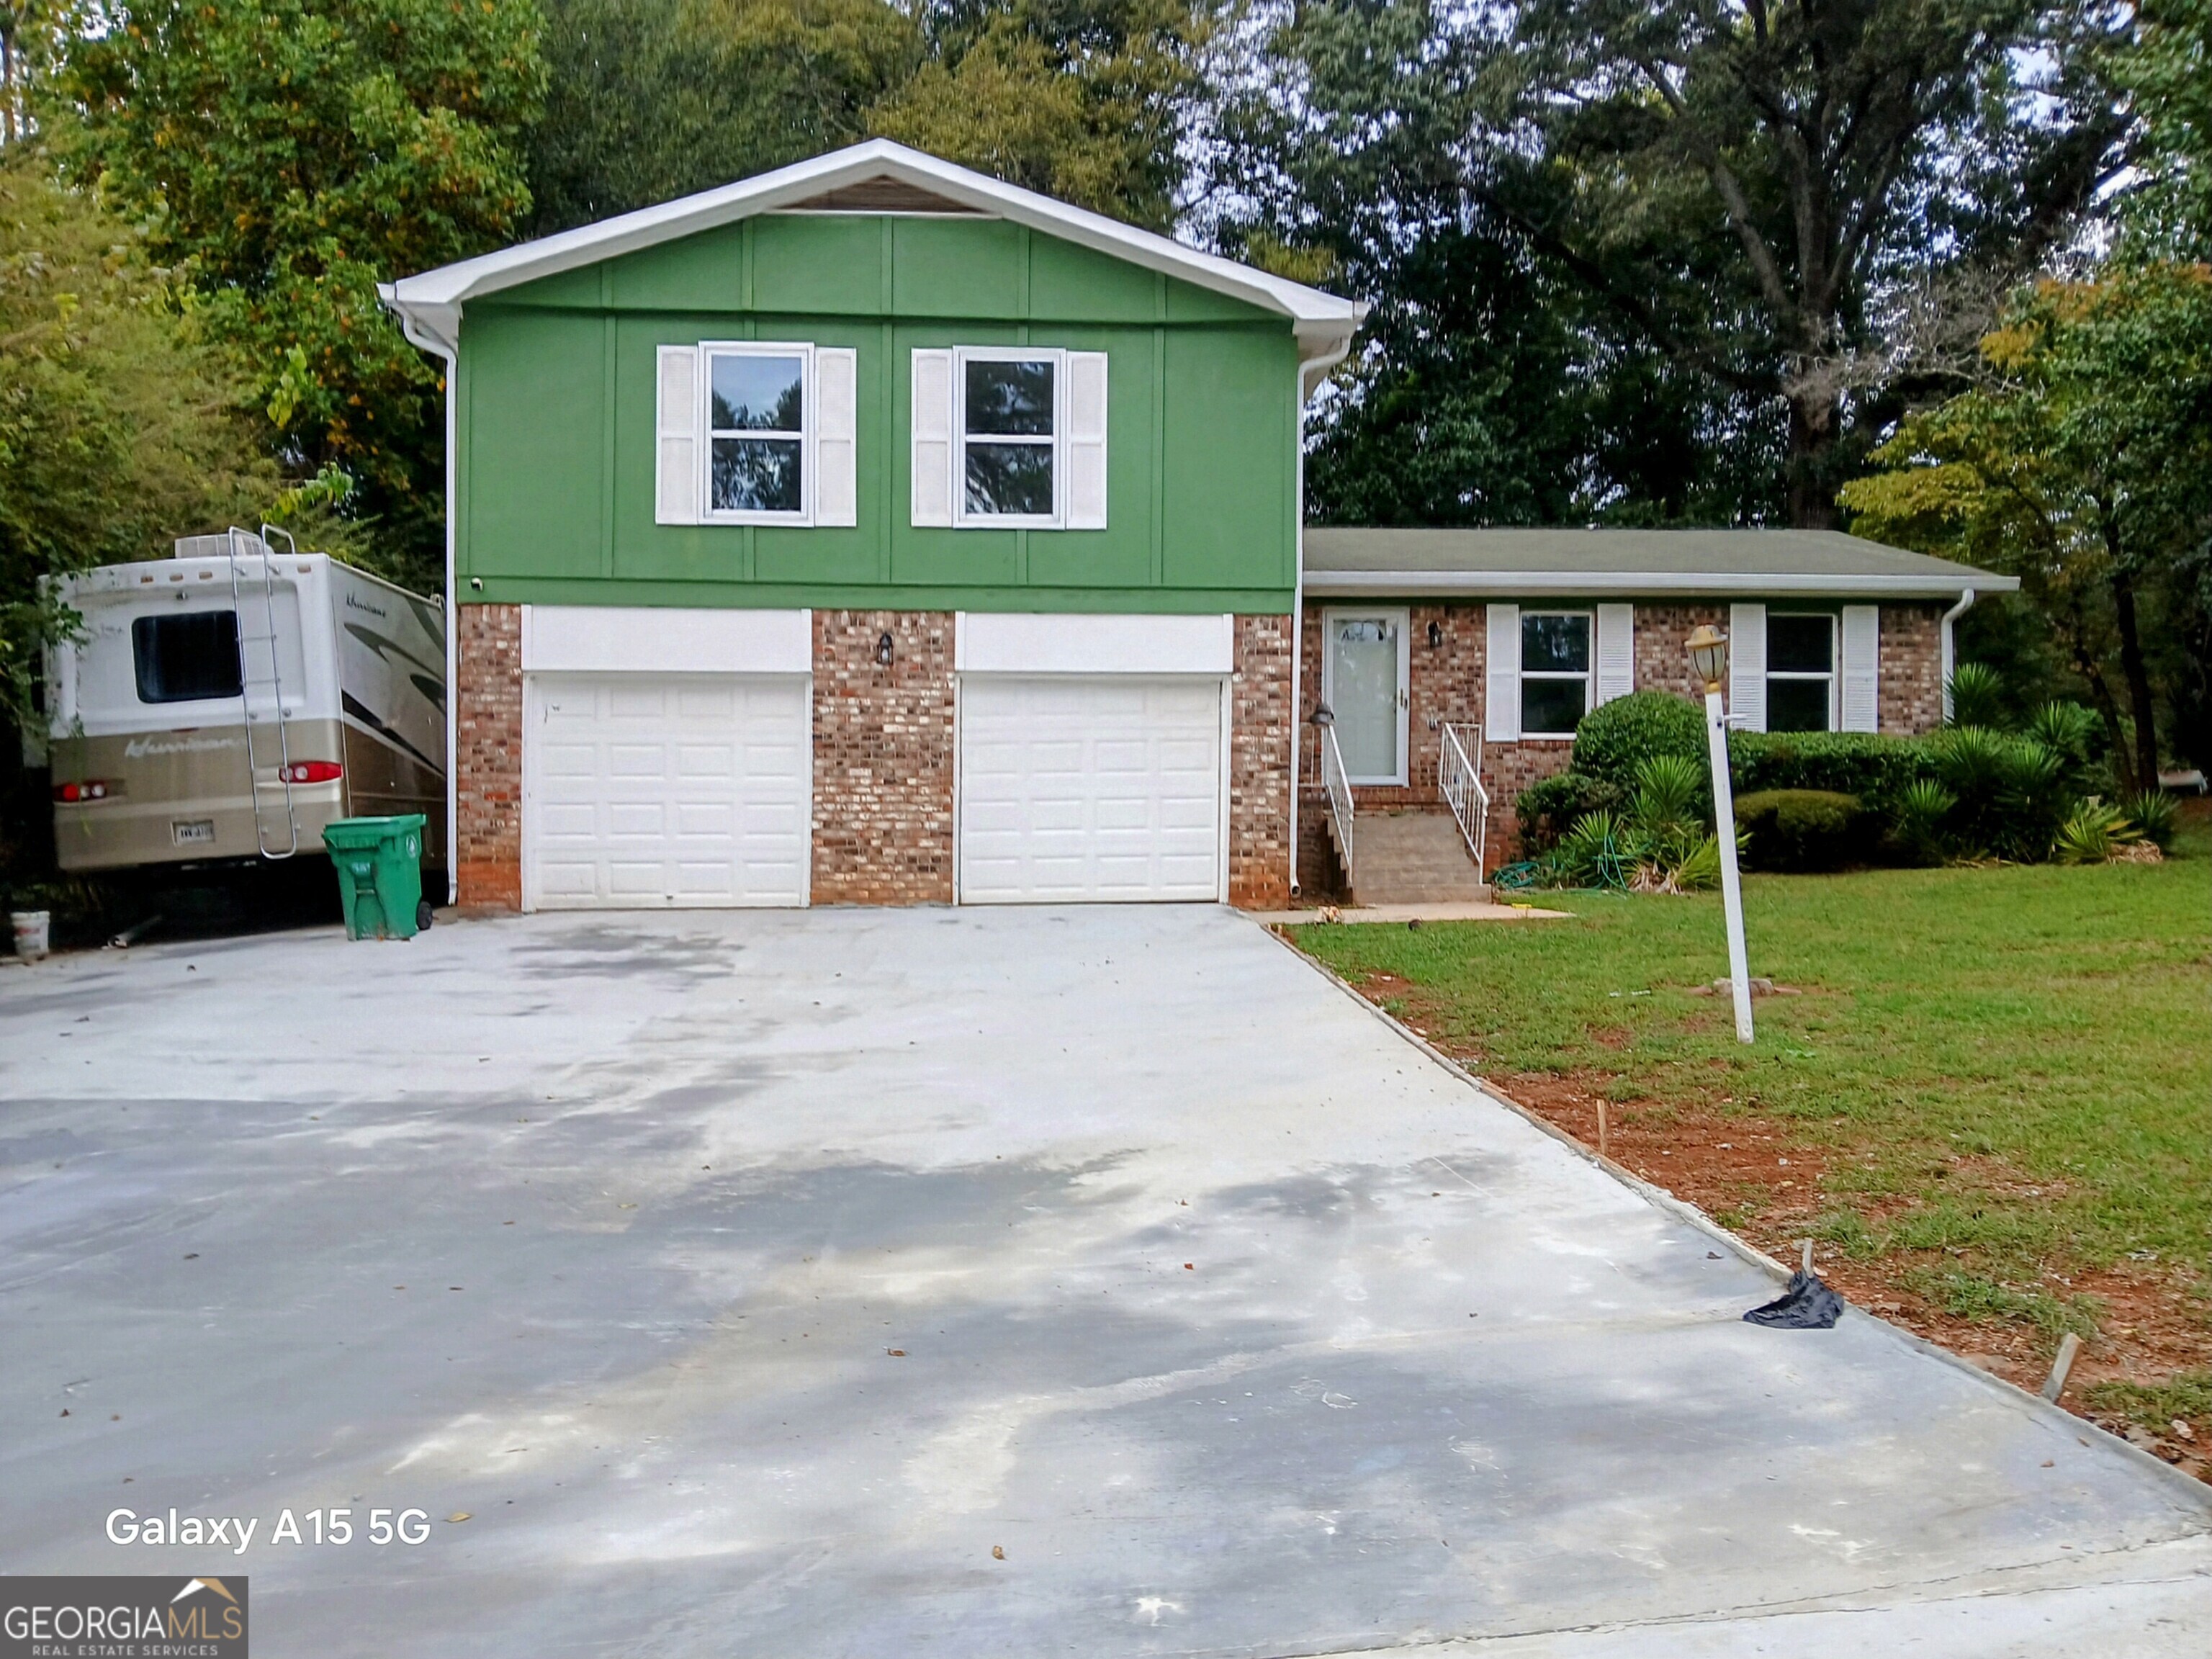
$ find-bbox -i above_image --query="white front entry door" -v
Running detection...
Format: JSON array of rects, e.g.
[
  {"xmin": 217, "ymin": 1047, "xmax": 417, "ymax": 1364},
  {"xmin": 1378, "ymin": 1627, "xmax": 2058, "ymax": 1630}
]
[
  {"xmin": 958, "ymin": 675, "xmax": 1223, "ymax": 903},
  {"xmin": 523, "ymin": 673, "xmax": 809, "ymax": 909},
  {"xmin": 1324, "ymin": 608, "xmax": 1409, "ymax": 784}
]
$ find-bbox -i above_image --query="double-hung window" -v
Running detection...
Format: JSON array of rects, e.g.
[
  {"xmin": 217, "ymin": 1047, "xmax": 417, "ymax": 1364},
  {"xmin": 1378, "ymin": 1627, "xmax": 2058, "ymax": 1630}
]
[
  {"xmin": 706, "ymin": 343, "xmax": 810, "ymax": 522},
  {"xmin": 909, "ymin": 346, "xmax": 1108, "ymax": 530},
  {"xmin": 654, "ymin": 340, "xmax": 857, "ymax": 529},
  {"xmin": 1519, "ymin": 611, "xmax": 1592, "ymax": 737},
  {"xmin": 1766, "ymin": 613, "xmax": 1837, "ymax": 732}
]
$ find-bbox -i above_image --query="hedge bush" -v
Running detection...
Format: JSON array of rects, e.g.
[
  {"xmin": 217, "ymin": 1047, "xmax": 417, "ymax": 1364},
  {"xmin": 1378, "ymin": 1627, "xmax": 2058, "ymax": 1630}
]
[
  {"xmin": 1734, "ymin": 788, "xmax": 1864, "ymax": 872},
  {"xmin": 1514, "ymin": 770, "xmax": 1623, "ymax": 853},
  {"xmin": 1726, "ymin": 730, "xmax": 1938, "ymax": 819},
  {"xmin": 1568, "ymin": 691, "xmax": 1707, "ymax": 786}
]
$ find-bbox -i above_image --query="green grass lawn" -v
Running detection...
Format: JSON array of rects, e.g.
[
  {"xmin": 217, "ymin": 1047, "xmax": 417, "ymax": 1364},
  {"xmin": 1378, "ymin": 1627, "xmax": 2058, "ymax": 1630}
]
[{"xmin": 1292, "ymin": 813, "xmax": 2212, "ymax": 1453}]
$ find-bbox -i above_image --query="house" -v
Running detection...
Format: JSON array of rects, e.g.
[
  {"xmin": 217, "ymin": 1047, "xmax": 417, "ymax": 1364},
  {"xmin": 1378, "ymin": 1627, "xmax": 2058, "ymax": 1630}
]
[
  {"xmin": 1298, "ymin": 527, "xmax": 2017, "ymax": 887},
  {"xmin": 382, "ymin": 140, "xmax": 1363, "ymax": 911},
  {"xmin": 382, "ymin": 140, "xmax": 2010, "ymax": 914}
]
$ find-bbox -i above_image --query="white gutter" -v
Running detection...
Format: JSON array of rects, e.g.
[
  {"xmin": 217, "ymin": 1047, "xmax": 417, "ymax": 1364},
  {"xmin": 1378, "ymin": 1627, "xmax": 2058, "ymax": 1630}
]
[
  {"xmin": 1303, "ymin": 570, "xmax": 2020, "ymax": 601},
  {"xmin": 1288, "ymin": 336, "xmax": 1357, "ymax": 899},
  {"xmin": 1940, "ymin": 588, "xmax": 1976, "ymax": 723},
  {"xmin": 384, "ymin": 286, "xmax": 460, "ymax": 906}
]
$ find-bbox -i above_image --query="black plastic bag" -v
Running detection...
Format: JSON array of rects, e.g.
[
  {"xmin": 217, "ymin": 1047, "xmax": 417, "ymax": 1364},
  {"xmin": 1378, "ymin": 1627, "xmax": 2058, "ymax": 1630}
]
[{"xmin": 1744, "ymin": 1269, "xmax": 1845, "ymax": 1329}]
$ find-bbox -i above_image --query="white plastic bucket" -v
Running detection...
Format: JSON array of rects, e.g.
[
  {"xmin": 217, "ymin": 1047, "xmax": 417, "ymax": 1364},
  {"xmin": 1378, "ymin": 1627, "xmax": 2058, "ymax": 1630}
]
[{"xmin": 11, "ymin": 909, "xmax": 51, "ymax": 962}]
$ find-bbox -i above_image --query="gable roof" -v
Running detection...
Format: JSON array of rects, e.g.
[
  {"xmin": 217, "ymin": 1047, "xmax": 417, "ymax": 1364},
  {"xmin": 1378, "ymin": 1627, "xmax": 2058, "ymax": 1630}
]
[
  {"xmin": 381, "ymin": 140, "xmax": 1365, "ymax": 372},
  {"xmin": 1302, "ymin": 528, "xmax": 2015, "ymax": 600}
]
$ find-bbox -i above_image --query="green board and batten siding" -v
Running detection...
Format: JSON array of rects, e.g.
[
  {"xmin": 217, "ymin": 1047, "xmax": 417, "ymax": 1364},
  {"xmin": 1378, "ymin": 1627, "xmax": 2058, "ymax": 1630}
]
[{"xmin": 457, "ymin": 215, "xmax": 1302, "ymax": 614}]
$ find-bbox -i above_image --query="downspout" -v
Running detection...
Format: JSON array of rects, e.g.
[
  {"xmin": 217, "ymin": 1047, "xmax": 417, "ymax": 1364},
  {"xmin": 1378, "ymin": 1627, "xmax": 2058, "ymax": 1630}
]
[
  {"xmin": 1940, "ymin": 588, "xmax": 1975, "ymax": 724},
  {"xmin": 382, "ymin": 289, "xmax": 461, "ymax": 905},
  {"xmin": 1290, "ymin": 336, "xmax": 1354, "ymax": 900}
]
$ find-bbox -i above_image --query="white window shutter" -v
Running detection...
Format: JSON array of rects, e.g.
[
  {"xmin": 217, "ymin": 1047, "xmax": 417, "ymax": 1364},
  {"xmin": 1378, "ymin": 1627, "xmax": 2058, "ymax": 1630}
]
[
  {"xmin": 1730, "ymin": 603, "xmax": 1767, "ymax": 732},
  {"xmin": 1485, "ymin": 603, "xmax": 1521, "ymax": 742},
  {"xmin": 1595, "ymin": 603, "xmax": 1635, "ymax": 704},
  {"xmin": 1064, "ymin": 350, "xmax": 1109, "ymax": 529},
  {"xmin": 814, "ymin": 346, "xmax": 858, "ymax": 528},
  {"xmin": 910, "ymin": 349, "xmax": 953, "ymax": 526},
  {"xmin": 1841, "ymin": 604, "xmax": 1880, "ymax": 732},
  {"xmin": 655, "ymin": 345, "xmax": 700, "ymax": 526}
]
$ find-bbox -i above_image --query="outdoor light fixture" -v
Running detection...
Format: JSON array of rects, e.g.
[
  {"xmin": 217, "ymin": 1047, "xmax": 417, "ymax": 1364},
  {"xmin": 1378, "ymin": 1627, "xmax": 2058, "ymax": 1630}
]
[
  {"xmin": 1427, "ymin": 620, "xmax": 1443, "ymax": 649},
  {"xmin": 1686, "ymin": 622, "xmax": 1727, "ymax": 693},
  {"xmin": 876, "ymin": 631, "xmax": 894, "ymax": 666},
  {"xmin": 1310, "ymin": 702, "xmax": 1335, "ymax": 727},
  {"xmin": 1686, "ymin": 626, "xmax": 1755, "ymax": 1043}
]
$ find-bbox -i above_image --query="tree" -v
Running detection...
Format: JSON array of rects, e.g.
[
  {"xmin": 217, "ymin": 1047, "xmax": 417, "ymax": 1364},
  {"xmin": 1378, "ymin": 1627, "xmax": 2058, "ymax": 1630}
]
[
  {"xmin": 529, "ymin": 0, "xmax": 918, "ymax": 234},
  {"xmin": 50, "ymin": 0, "xmax": 546, "ymax": 592},
  {"xmin": 868, "ymin": 0, "xmax": 1213, "ymax": 229},
  {"xmin": 1840, "ymin": 264, "xmax": 2212, "ymax": 784}
]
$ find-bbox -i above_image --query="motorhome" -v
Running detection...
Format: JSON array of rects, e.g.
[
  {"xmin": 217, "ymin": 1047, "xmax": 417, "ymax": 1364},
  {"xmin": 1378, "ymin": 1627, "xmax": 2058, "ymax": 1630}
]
[{"xmin": 45, "ymin": 530, "xmax": 446, "ymax": 878}]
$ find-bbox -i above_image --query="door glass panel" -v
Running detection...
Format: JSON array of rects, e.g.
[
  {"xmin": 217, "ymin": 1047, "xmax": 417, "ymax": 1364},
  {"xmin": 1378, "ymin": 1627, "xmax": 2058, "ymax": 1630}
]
[{"xmin": 1331, "ymin": 616, "xmax": 1401, "ymax": 780}]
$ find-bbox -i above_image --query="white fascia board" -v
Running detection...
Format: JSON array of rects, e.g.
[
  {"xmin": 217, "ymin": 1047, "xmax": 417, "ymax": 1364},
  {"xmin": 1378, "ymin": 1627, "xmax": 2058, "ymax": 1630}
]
[
  {"xmin": 955, "ymin": 611, "xmax": 1233, "ymax": 675},
  {"xmin": 384, "ymin": 140, "xmax": 1364, "ymax": 358},
  {"xmin": 1300, "ymin": 570, "xmax": 2020, "ymax": 601},
  {"xmin": 523, "ymin": 606, "xmax": 812, "ymax": 675}
]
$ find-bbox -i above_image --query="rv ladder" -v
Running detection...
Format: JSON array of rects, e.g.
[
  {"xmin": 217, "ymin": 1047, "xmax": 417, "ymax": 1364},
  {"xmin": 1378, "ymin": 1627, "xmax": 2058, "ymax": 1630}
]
[{"xmin": 228, "ymin": 526, "xmax": 300, "ymax": 859}]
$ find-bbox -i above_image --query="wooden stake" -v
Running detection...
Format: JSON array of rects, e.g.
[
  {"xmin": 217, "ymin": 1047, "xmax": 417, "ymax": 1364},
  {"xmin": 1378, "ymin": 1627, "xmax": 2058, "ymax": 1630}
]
[
  {"xmin": 1597, "ymin": 1100, "xmax": 1608, "ymax": 1159},
  {"xmin": 2041, "ymin": 1332, "xmax": 2083, "ymax": 1403},
  {"xmin": 1801, "ymin": 1239, "xmax": 1814, "ymax": 1275}
]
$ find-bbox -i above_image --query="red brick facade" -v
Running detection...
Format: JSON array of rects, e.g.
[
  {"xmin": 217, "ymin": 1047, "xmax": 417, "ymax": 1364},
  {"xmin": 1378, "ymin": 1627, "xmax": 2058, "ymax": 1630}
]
[
  {"xmin": 811, "ymin": 610, "xmax": 958, "ymax": 905},
  {"xmin": 454, "ymin": 603, "xmax": 523, "ymax": 909},
  {"xmin": 1880, "ymin": 603, "xmax": 1942, "ymax": 736},
  {"xmin": 1297, "ymin": 598, "xmax": 1948, "ymax": 889},
  {"xmin": 1228, "ymin": 613, "xmax": 1295, "ymax": 909}
]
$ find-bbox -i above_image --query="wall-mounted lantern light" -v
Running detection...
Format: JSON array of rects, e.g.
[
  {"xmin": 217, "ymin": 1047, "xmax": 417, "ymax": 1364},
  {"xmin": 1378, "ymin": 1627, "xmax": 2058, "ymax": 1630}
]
[
  {"xmin": 876, "ymin": 631, "xmax": 894, "ymax": 666},
  {"xmin": 1426, "ymin": 620, "xmax": 1443, "ymax": 649}
]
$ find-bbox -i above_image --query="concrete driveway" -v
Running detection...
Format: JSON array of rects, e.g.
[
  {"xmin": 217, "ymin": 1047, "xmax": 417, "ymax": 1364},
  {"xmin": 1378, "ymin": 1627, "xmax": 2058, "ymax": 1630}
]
[{"xmin": 3, "ymin": 907, "xmax": 2208, "ymax": 1656}]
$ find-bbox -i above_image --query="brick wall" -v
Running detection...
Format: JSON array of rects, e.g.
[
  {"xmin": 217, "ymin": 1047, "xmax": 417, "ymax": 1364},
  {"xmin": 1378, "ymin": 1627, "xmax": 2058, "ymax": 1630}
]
[
  {"xmin": 1229, "ymin": 614, "xmax": 1295, "ymax": 909},
  {"xmin": 1881, "ymin": 603, "xmax": 1942, "ymax": 734},
  {"xmin": 454, "ymin": 603, "xmax": 523, "ymax": 910},
  {"xmin": 811, "ymin": 610, "xmax": 956, "ymax": 904}
]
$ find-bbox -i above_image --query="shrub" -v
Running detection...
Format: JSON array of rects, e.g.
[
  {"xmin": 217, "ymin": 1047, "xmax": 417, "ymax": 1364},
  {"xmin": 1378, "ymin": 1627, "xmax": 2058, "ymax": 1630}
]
[
  {"xmin": 1891, "ymin": 778, "xmax": 1956, "ymax": 866},
  {"xmin": 2053, "ymin": 799, "xmax": 2140, "ymax": 865},
  {"xmin": 1515, "ymin": 770, "xmax": 1622, "ymax": 853},
  {"xmin": 1727, "ymin": 729, "xmax": 1938, "ymax": 819},
  {"xmin": 1569, "ymin": 690, "xmax": 1706, "ymax": 787},
  {"xmin": 1552, "ymin": 809, "xmax": 1633, "ymax": 889},
  {"xmin": 1734, "ymin": 788, "xmax": 1865, "ymax": 872},
  {"xmin": 2119, "ymin": 790, "xmax": 2178, "ymax": 850},
  {"xmin": 1946, "ymin": 662, "xmax": 2008, "ymax": 729},
  {"xmin": 1933, "ymin": 727, "xmax": 2067, "ymax": 860}
]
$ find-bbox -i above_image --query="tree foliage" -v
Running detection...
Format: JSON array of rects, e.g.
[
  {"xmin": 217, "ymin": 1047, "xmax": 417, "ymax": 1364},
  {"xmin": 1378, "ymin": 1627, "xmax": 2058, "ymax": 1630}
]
[
  {"xmin": 529, "ymin": 0, "xmax": 917, "ymax": 233},
  {"xmin": 51, "ymin": 0, "xmax": 547, "ymax": 591},
  {"xmin": 1840, "ymin": 264, "xmax": 2212, "ymax": 780}
]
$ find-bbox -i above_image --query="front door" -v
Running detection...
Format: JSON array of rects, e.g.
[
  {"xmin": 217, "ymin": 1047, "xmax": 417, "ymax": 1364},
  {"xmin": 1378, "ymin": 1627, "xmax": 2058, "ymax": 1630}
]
[{"xmin": 1324, "ymin": 609, "xmax": 1409, "ymax": 785}]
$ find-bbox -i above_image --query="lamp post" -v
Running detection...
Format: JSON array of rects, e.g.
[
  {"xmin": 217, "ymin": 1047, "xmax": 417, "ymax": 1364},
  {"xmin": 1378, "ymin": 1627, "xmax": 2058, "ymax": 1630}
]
[{"xmin": 1686, "ymin": 624, "xmax": 1754, "ymax": 1044}]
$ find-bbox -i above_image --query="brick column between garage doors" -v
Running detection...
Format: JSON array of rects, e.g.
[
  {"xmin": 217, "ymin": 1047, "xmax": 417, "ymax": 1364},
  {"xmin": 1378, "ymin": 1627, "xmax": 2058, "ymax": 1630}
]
[
  {"xmin": 811, "ymin": 611, "xmax": 957, "ymax": 905},
  {"xmin": 454, "ymin": 602, "xmax": 523, "ymax": 911}
]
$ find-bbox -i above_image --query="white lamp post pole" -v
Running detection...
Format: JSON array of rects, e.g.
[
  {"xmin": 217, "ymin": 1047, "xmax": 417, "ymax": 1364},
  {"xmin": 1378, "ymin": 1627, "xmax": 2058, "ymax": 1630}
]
[{"xmin": 1704, "ymin": 685, "xmax": 1755, "ymax": 1043}]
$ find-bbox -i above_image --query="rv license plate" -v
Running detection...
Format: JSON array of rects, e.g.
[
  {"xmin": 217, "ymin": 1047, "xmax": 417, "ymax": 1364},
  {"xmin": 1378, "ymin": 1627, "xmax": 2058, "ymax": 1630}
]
[{"xmin": 172, "ymin": 819, "xmax": 217, "ymax": 847}]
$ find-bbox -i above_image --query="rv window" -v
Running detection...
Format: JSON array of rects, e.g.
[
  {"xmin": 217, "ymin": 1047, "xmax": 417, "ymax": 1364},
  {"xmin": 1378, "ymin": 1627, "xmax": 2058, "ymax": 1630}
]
[{"xmin": 132, "ymin": 611, "xmax": 243, "ymax": 704}]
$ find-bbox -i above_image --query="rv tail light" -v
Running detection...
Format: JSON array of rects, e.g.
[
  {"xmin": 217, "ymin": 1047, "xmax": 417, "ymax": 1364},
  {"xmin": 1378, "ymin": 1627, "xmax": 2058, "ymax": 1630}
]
[
  {"xmin": 279, "ymin": 760, "xmax": 343, "ymax": 785},
  {"xmin": 54, "ymin": 780, "xmax": 114, "ymax": 803}
]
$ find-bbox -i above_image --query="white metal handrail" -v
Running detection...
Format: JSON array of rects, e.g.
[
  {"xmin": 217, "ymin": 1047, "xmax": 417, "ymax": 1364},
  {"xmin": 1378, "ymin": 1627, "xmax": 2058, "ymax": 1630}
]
[
  {"xmin": 1321, "ymin": 722, "xmax": 1355, "ymax": 873},
  {"xmin": 1439, "ymin": 721, "xmax": 1489, "ymax": 881}
]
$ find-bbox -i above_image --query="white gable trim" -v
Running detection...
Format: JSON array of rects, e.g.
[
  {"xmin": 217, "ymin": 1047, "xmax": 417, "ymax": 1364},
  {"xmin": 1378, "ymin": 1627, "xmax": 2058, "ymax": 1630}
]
[{"xmin": 382, "ymin": 140, "xmax": 1364, "ymax": 364}]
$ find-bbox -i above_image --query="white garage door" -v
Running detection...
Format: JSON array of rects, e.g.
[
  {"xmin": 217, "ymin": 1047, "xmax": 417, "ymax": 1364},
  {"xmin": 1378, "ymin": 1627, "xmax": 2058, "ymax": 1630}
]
[
  {"xmin": 959, "ymin": 676, "xmax": 1222, "ymax": 904},
  {"xmin": 525, "ymin": 673, "xmax": 809, "ymax": 909}
]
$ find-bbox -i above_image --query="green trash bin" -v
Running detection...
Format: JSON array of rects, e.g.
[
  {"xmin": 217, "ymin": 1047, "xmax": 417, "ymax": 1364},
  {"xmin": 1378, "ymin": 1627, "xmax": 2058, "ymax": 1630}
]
[{"xmin": 323, "ymin": 814, "xmax": 429, "ymax": 941}]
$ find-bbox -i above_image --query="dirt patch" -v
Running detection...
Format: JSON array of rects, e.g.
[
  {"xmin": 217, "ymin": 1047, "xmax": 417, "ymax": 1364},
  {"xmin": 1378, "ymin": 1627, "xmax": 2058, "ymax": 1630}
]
[{"xmin": 1341, "ymin": 980, "xmax": 2212, "ymax": 1482}]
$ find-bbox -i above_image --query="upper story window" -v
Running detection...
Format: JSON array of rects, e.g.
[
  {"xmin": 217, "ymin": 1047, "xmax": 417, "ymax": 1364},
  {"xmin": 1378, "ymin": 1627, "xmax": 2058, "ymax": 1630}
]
[
  {"xmin": 655, "ymin": 340, "xmax": 857, "ymax": 529},
  {"xmin": 708, "ymin": 348, "xmax": 806, "ymax": 518},
  {"xmin": 911, "ymin": 346, "xmax": 1109, "ymax": 531},
  {"xmin": 961, "ymin": 352, "xmax": 1057, "ymax": 523},
  {"xmin": 1520, "ymin": 611, "xmax": 1591, "ymax": 737},
  {"xmin": 1766, "ymin": 613, "xmax": 1836, "ymax": 732}
]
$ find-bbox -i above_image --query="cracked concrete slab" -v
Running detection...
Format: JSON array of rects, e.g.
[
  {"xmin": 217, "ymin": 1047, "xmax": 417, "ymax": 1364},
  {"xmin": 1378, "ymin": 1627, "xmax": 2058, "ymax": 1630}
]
[{"xmin": 1, "ymin": 905, "xmax": 2206, "ymax": 1655}]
